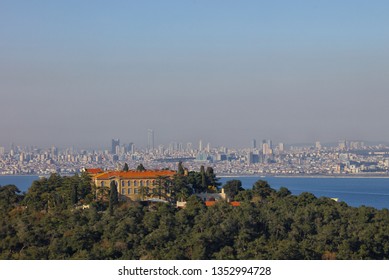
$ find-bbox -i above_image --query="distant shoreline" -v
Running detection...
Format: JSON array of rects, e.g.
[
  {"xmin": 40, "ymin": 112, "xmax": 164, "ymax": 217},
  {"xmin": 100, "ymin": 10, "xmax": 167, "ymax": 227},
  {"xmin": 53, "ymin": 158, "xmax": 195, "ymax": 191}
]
[
  {"xmin": 219, "ymin": 174, "xmax": 389, "ymax": 179},
  {"xmin": 0, "ymin": 174, "xmax": 40, "ymax": 177},
  {"xmin": 1, "ymin": 173, "xmax": 389, "ymax": 179}
]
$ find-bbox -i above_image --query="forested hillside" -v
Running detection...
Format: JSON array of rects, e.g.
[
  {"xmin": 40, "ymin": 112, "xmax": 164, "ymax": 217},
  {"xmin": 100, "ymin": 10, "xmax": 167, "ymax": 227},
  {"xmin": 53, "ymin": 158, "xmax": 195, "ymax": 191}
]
[{"xmin": 1, "ymin": 173, "xmax": 389, "ymax": 260}]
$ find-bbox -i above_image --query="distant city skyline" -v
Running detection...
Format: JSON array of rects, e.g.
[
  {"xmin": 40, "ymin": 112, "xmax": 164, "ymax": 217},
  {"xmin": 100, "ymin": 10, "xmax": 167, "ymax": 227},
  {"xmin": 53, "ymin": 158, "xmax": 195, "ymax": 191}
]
[
  {"xmin": 1, "ymin": 136, "xmax": 387, "ymax": 151},
  {"xmin": 1, "ymin": 1, "xmax": 389, "ymax": 148}
]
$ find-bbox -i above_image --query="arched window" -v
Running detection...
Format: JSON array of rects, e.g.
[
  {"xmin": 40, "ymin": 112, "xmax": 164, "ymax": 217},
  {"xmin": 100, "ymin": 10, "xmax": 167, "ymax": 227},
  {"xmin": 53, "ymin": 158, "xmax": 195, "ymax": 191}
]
[
  {"xmin": 146, "ymin": 180, "xmax": 150, "ymax": 186},
  {"xmin": 140, "ymin": 180, "xmax": 143, "ymax": 187},
  {"xmin": 121, "ymin": 180, "xmax": 125, "ymax": 187},
  {"xmin": 127, "ymin": 181, "xmax": 131, "ymax": 186},
  {"xmin": 101, "ymin": 181, "xmax": 104, "ymax": 187},
  {"xmin": 133, "ymin": 180, "xmax": 137, "ymax": 186}
]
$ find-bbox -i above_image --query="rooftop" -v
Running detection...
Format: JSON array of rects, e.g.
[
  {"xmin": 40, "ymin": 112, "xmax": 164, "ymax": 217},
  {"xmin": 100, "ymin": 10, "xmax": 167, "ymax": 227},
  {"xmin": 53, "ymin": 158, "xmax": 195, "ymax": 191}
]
[{"xmin": 92, "ymin": 170, "xmax": 176, "ymax": 180}]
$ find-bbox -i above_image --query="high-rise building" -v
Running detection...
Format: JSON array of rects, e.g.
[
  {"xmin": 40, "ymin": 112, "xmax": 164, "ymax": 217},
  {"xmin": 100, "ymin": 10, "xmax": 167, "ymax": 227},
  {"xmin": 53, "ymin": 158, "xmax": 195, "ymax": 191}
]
[
  {"xmin": 262, "ymin": 139, "xmax": 273, "ymax": 155},
  {"xmin": 199, "ymin": 140, "xmax": 203, "ymax": 151},
  {"xmin": 126, "ymin": 142, "xmax": 135, "ymax": 154},
  {"xmin": 252, "ymin": 139, "xmax": 257, "ymax": 149},
  {"xmin": 338, "ymin": 140, "xmax": 347, "ymax": 150},
  {"xmin": 147, "ymin": 129, "xmax": 154, "ymax": 151},
  {"xmin": 262, "ymin": 142, "xmax": 270, "ymax": 155},
  {"xmin": 111, "ymin": 139, "xmax": 120, "ymax": 154},
  {"xmin": 51, "ymin": 146, "xmax": 58, "ymax": 157},
  {"xmin": 247, "ymin": 152, "xmax": 259, "ymax": 164}
]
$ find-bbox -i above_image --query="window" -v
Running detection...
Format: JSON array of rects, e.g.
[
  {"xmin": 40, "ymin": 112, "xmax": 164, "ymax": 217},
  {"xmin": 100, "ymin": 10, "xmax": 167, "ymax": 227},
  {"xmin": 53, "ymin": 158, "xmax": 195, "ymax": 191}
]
[
  {"xmin": 140, "ymin": 180, "xmax": 143, "ymax": 187},
  {"xmin": 146, "ymin": 180, "xmax": 150, "ymax": 186},
  {"xmin": 121, "ymin": 180, "xmax": 124, "ymax": 187},
  {"xmin": 121, "ymin": 188, "xmax": 125, "ymax": 195},
  {"xmin": 101, "ymin": 181, "xmax": 104, "ymax": 187},
  {"xmin": 134, "ymin": 181, "xmax": 137, "ymax": 186},
  {"xmin": 128, "ymin": 188, "xmax": 131, "ymax": 195},
  {"xmin": 127, "ymin": 181, "xmax": 131, "ymax": 187},
  {"xmin": 134, "ymin": 188, "xmax": 138, "ymax": 194}
]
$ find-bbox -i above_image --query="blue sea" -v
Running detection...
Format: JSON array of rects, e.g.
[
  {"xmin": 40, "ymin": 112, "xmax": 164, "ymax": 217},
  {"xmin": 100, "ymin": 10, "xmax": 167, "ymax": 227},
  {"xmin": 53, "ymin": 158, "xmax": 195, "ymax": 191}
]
[
  {"xmin": 0, "ymin": 175, "xmax": 40, "ymax": 192},
  {"xmin": 2, "ymin": 175, "xmax": 389, "ymax": 209},
  {"xmin": 220, "ymin": 176, "xmax": 389, "ymax": 209}
]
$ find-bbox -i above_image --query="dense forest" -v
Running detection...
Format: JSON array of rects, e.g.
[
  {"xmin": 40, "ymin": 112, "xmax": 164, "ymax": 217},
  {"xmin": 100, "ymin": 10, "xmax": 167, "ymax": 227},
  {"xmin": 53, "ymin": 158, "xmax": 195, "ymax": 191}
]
[{"xmin": 1, "ymin": 169, "xmax": 389, "ymax": 260}]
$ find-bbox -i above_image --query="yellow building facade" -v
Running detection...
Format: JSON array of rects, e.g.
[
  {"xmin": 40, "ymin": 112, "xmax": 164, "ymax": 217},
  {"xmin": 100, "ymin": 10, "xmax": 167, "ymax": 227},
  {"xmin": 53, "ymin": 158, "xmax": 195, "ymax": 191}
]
[{"xmin": 89, "ymin": 170, "xmax": 176, "ymax": 201}]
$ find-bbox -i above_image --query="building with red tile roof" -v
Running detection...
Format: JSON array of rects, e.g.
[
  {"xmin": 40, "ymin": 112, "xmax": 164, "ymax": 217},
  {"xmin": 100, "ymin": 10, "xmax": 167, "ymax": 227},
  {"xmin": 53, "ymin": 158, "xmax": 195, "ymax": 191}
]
[
  {"xmin": 205, "ymin": 201, "xmax": 241, "ymax": 207},
  {"xmin": 91, "ymin": 169, "xmax": 176, "ymax": 201},
  {"xmin": 83, "ymin": 168, "xmax": 104, "ymax": 175}
]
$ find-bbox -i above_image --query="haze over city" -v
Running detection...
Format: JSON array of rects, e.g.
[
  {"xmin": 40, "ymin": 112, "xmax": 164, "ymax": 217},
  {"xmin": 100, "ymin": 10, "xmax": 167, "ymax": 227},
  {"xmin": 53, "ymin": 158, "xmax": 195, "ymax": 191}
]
[{"xmin": 1, "ymin": 1, "xmax": 389, "ymax": 148}]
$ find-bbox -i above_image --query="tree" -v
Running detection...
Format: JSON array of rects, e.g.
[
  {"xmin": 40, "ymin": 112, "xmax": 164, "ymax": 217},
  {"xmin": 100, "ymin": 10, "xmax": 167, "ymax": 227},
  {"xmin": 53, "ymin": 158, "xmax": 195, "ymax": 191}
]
[
  {"xmin": 177, "ymin": 161, "xmax": 185, "ymax": 175},
  {"xmin": 123, "ymin": 163, "xmax": 129, "ymax": 172},
  {"xmin": 0, "ymin": 185, "xmax": 23, "ymax": 211},
  {"xmin": 206, "ymin": 167, "xmax": 220, "ymax": 188},
  {"xmin": 252, "ymin": 180, "xmax": 275, "ymax": 200},
  {"xmin": 136, "ymin": 164, "xmax": 146, "ymax": 171},
  {"xmin": 222, "ymin": 180, "xmax": 244, "ymax": 200},
  {"xmin": 172, "ymin": 174, "xmax": 192, "ymax": 202},
  {"xmin": 277, "ymin": 187, "xmax": 292, "ymax": 198},
  {"xmin": 200, "ymin": 166, "xmax": 207, "ymax": 192},
  {"xmin": 71, "ymin": 184, "xmax": 78, "ymax": 205},
  {"xmin": 109, "ymin": 181, "xmax": 119, "ymax": 215}
]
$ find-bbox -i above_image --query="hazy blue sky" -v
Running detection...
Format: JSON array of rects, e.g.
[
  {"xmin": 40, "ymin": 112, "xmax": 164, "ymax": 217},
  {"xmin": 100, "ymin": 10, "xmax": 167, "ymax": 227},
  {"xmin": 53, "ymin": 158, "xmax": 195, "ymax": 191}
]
[{"xmin": 1, "ymin": 1, "xmax": 389, "ymax": 148}]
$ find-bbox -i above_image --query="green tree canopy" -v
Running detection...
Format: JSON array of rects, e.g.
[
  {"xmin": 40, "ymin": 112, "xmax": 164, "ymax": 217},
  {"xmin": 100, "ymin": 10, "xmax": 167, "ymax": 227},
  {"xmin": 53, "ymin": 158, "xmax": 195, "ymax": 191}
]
[
  {"xmin": 136, "ymin": 164, "xmax": 146, "ymax": 171},
  {"xmin": 222, "ymin": 180, "xmax": 244, "ymax": 200},
  {"xmin": 0, "ymin": 185, "xmax": 23, "ymax": 211},
  {"xmin": 252, "ymin": 180, "xmax": 275, "ymax": 200},
  {"xmin": 177, "ymin": 161, "xmax": 185, "ymax": 175}
]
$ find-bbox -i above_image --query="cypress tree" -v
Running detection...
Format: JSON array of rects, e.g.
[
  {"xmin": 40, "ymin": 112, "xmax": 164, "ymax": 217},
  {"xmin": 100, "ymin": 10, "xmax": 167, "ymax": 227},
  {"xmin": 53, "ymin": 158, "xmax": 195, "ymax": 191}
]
[
  {"xmin": 177, "ymin": 161, "xmax": 185, "ymax": 175},
  {"xmin": 206, "ymin": 166, "xmax": 220, "ymax": 188},
  {"xmin": 200, "ymin": 165, "xmax": 207, "ymax": 192},
  {"xmin": 109, "ymin": 181, "xmax": 119, "ymax": 215},
  {"xmin": 123, "ymin": 163, "xmax": 129, "ymax": 172},
  {"xmin": 71, "ymin": 184, "xmax": 78, "ymax": 205},
  {"xmin": 136, "ymin": 164, "xmax": 146, "ymax": 171}
]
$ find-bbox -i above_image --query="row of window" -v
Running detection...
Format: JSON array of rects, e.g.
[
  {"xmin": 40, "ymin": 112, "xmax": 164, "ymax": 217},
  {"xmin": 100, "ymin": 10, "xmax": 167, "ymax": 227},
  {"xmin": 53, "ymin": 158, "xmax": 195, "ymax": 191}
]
[
  {"xmin": 100, "ymin": 180, "xmax": 160, "ymax": 187},
  {"xmin": 120, "ymin": 187, "xmax": 166, "ymax": 195}
]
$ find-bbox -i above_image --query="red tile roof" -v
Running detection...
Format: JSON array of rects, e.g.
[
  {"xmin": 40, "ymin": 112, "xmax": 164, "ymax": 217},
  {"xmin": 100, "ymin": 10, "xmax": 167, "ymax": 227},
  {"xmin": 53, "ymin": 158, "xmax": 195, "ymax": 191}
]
[
  {"xmin": 84, "ymin": 168, "xmax": 104, "ymax": 174},
  {"xmin": 205, "ymin": 201, "xmax": 241, "ymax": 207},
  {"xmin": 93, "ymin": 170, "xmax": 176, "ymax": 180},
  {"xmin": 205, "ymin": 201, "xmax": 217, "ymax": 207}
]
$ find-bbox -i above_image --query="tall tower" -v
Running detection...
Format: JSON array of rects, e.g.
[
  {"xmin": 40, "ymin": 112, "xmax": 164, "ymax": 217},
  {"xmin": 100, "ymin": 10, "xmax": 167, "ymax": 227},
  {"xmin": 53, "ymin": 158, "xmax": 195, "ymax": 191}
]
[
  {"xmin": 278, "ymin": 142, "xmax": 284, "ymax": 152},
  {"xmin": 147, "ymin": 129, "xmax": 154, "ymax": 151},
  {"xmin": 199, "ymin": 140, "xmax": 203, "ymax": 151},
  {"xmin": 111, "ymin": 139, "xmax": 120, "ymax": 154},
  {"xmin": 129, "ymin": 142, "xmax": 135, "ymax": 154},
  {"xmin": 252, "ymin": 139, "xmax": 257, "ymax": 149}
]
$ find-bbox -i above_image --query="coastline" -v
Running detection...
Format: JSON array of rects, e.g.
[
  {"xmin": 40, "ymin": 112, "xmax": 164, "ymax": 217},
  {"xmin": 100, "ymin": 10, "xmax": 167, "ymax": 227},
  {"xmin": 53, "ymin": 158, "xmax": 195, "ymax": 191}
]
[
  {"xmin": 219, "ymin": 174, "xmax": 389, "ymax": 179},
  {"xmin": 2, "ymin": 172, "xmax": 389, "ymax": 179}
]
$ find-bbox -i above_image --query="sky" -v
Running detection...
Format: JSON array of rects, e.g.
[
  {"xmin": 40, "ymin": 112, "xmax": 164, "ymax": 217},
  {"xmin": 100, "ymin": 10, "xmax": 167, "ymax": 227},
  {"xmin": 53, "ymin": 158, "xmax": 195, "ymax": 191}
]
[{"xmin": 1, "ymin": 0, "xmax": 389, "ymax": 149}]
